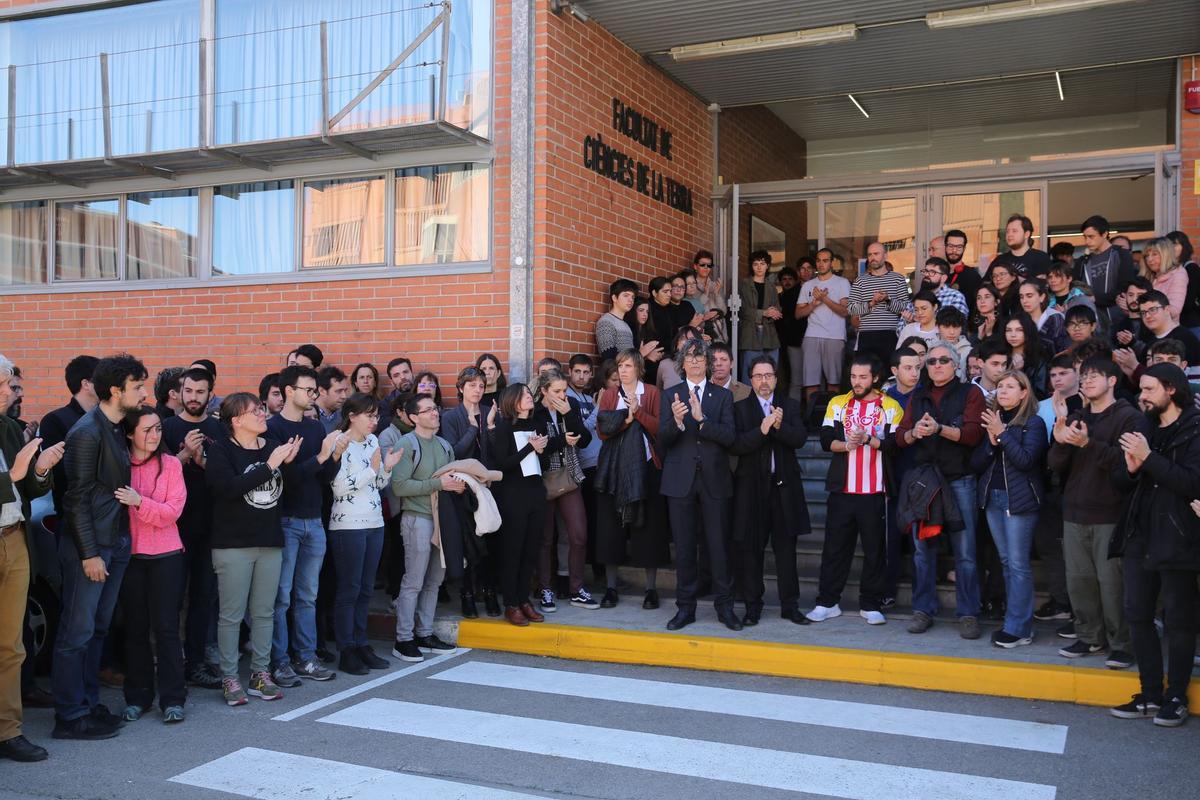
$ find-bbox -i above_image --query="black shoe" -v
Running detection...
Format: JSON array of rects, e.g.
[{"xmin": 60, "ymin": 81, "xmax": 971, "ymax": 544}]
[
  {"xmin": 781, "ymin": 608, "xmax": 811, "ymax": 625},
  {"xmin": 1056, "ymin": 621, "xmax": 1077, "ymax": 639},
  {"xmin": 0, "ymin": 735, "xmax": 48, "ymax": 762},
  {"xmin": 460, "ymin": 593, "xmax": 478, "ymax": 619},
  {"xmin": 392, "ymin": 640, "xmax": 423, "ymax": 662},
  {"xmin": 666, "ymin": 610, "xmax": 695, "ymax": 631},
  {"xmin": 338, "ymin": 647, "xmax": 369, "ymax": 676},
  {"xmin": 1154, "ymin": 697, "xmax": 1189, "ymax": 727},
  {"xmin": 1111, "ymin": 693, "xmax": 1162, "ymax": 719},
  {"xmin": 358, "ymin": 645, "xmax": 390, "ymax": 670},
  {"xmin": 1034, "ymin": 599, "xmax": 1073, "ymax": 621},
  {"xmin": 90, "ymin": 704, "xmax": 124, "ymax": 729},
  {"xmin": 186, "ymin": 664, "xmax": 223, "ymax": 690},
  {"xmin": 52, "ymin": 715, "xmax": 119, "ymax": 740},
  {"xmin": 717, "ymin": 611, "xmax": 744, "ymax": 632},
  {"xmin": 21, "ymin": 686, "xmax": 54, "ymax": 708},
  {"xmin": 743, "ymin": 608, "xmax": 761, "ymax": 627},
  {"xmin": 1059, "ymin": 640, "xmax": 1105, "ymax": 658},
  {"xmin": 642, "ymin": 590, "xmax": 659, "ymax": 610},
  {"xmin": 1105, "ymin": 650, "xmax": 1135, "ymax": 670},
  {"xmin": 483, "ymin": 590, "xmax": 502, "ymax": 618},
  {"xmin": 315, "ymin": 647, "xmax": 337, "ymax": 664},
  {"xmin": 600, "ymin": 587, "xmax": 619, "ymax": 608},
  {"xmin": 414, "ymin": 634, "xmax": 457, "ymax": 654}
]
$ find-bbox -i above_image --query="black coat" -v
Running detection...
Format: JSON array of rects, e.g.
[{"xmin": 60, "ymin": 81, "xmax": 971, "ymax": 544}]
[
  {"xmin": 657, "ymin": 381, "xmax": 735, "ymax": 499},
  {"xmin": 729, "ymin": 395, "xmax": 810, "ymax": 544},
  {"xmin": 0, "ymin": 414, "xmax": 53, "ymax": 572},
  {"xmin": 1112, "ymin": 406, "xmax": 1200, "ymax": 570},
  {"xmin": 63, "ymin": 405, "xmax": 131, "ymax": 559}
]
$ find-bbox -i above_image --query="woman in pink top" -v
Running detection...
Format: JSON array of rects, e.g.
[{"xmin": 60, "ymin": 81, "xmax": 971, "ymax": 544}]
[
  {"xmin": 116, "ymin": 406, "xmax": 187, "ymax": 724},
  {"xmin": 1142, "ymin": 236, "xmax": 1187, "ymax": 322}
]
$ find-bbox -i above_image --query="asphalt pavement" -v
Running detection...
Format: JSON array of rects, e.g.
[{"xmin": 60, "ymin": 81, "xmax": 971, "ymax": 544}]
[{"xmin": 5, "ymin": 644, "xmax": 1198, "ymax": 800}]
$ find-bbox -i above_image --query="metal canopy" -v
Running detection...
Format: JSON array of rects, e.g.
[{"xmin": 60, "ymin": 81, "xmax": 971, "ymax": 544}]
[{"xmin": 581, "ymin": 0, "xmax": 1199, "ymax": 108}]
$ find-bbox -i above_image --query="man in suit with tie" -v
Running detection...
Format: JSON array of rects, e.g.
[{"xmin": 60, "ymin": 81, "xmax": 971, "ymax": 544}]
[
  {"xmin": 730, "ymin": 356, "xmax": 811, "ymax": 626},
  {"xmin": 657, "ymin": 339, "xmax": 740, "ymax": 631}
]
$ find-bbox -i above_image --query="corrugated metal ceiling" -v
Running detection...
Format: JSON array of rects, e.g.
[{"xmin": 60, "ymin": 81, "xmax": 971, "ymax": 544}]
[{"xmin": 580, "ymin": 0, "xmax": 1199, "ymax": 107}]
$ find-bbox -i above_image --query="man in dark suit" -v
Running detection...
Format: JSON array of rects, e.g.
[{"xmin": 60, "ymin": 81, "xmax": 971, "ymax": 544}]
[
  {"xmin": 657, "ymin": 340, "xmax": 740, "ymax": 631},
  {"xmin": 730, "ymin": 356, "xmax": 811, "ymax": 626}
]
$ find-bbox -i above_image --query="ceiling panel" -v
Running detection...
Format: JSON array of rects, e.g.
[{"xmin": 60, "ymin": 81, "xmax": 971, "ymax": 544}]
[{"xmin": 580, "ymin": 0, "xmax": 1200, "ymax": 107}]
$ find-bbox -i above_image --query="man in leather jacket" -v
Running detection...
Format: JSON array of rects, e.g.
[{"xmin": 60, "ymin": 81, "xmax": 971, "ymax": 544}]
[{"xmin": 51, "ymin": 354, "xmax": 146, "ymax": 741}]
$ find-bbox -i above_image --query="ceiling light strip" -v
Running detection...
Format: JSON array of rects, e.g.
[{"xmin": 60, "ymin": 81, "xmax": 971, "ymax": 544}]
[
  {"xmin": 926, "ymin": 0, "xmax": 1137, "ymax": 30},
  {"xmin": 669, "ymin": 24, "xmax": 857, "ymax": 62}
]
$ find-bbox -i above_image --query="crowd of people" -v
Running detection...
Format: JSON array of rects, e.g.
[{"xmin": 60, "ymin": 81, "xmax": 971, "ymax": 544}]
[{"xmin": 1, "ymin": 215, "xmax": 1198, "ymax": 765}]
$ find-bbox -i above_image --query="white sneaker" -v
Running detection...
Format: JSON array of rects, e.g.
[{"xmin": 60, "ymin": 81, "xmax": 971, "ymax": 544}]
[
  {"xmin": 860, "ymin": 610, "xmax": 887, "ymax": 625},
  {"xmin": 805, "ymin": 604, "xmax": 842, "ymax": 622}
]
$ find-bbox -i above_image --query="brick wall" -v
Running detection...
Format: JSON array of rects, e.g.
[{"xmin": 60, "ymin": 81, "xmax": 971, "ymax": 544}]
[
  {"xmin": 531, "ymin": 9, "xmax": 713, "ymax": 362},
  {"xmin": 7, "ymin": 0, "xmax": 514, "ymax": 417},
  {"xmin": 1181, "ymin": 57, "xmax": 1200, "ymax": 247}
]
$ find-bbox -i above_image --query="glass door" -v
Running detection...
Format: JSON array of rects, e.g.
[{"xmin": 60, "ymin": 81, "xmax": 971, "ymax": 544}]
[
  {"xmin": 821, "ymin": 193, "xmax": 922, "ymax": 282},
  {"xmin": 931, "ymin": 183, "xmax": 1045, "ymax": 273}
]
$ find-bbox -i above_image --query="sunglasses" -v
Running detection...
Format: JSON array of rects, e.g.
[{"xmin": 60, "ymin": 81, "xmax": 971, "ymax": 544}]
[{"xmin": 926, "ymin": 356, "xmax": 955, "ymax": 366}]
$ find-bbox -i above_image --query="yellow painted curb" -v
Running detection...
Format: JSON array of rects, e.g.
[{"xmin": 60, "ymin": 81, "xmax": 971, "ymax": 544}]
[{"xmin": 458, "ymin": 619, "xmax": 1200, "ymax": 708}]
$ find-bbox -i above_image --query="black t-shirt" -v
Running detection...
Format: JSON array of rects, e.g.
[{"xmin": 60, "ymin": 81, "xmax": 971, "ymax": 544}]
[
  {"xmin": 1141, "ymin": 326, "xmax": 1200, "ymax": 378},
  {"xmin": 776, "ymin": 284, "xmax": 805, "ymax": 347},
  {"xmin": 989, "ymin": 249, "xmax": 1052, "ymax": 281},
  {"xmin": 162, "ymin": 415, "xmax": 224, "ymax": 528}
]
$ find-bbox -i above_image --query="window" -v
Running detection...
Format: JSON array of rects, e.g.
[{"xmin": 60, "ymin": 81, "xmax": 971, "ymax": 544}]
[
  {"xmin": 214, "ymin": 0, "xmax": 492, "ymax": 143},
  {"xmin": 126, "ymin": 190, "xmax": 199, "ymax": 280},
  {"xmin": 302, "ymin": 175, "xmax": 385, "ymax": 268},
  {"xmin": 213, "ymin": 180, "xmax": 295, "ymax": 276},
  {"xmin": 0, "ymin": 202, "xmax": 47, "ymax": 285},
  {"xmin": 395, "ymin": 163, "xmax": 489, "ymax": 265},
  {"xmin": 55, "ymin": 199, "xmax": 119, "ymax": 281},
  {"xmin": 1, "ymin": 0, "xmax": 199, "ymax": 162}
]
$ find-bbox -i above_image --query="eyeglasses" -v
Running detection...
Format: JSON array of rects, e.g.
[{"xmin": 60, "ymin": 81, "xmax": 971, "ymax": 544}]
[
  {"xmin": 921, "ymin": 269, "xmax": 942, "ymax": 276},
  {"xmin": 414, "ymin": 406, "xmax": 439, "ymax": 415},
  {"xmin": 240, "ymin": 406, "xmax": 267, "ymax": 417},
  {"xmin": 683, "ymin": 355, "xmax": 707, "ymax": 363},
  {"xmin": 292, "ymin": 385, "xmax": 319, "ymax": 396},
  {"xmin": 926, "ymin": 356, "xmax": 955, "ymax": 366},
  {"xmin": 750, "ymin": 372, "xmax": 776, "ymax": 380},
  {"xmin": 1140, "ymin": 305, "xmax": 1164, "ymax": 315},
  {"xmin": 1067, "ymin": 320, "xmax": 1094, "ymax": 328}
]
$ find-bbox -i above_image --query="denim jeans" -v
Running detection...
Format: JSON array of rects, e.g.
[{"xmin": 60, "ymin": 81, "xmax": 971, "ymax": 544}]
[
  {"xmin": 52, "ymin": 532, "xmax": 131, "ymax": 722},
  {"xmin": 984, "ymin": 489, "xmax": 1037, "ymax": 638},
  {"xmin": 330, "ymin": 527, "xmax": 385, "ymax": 649},
  {"xmin": 911, "ymin": 475, "xmax": 980, "ymax": 618},
  {"xmin": 272, "ymin": 517, "xmax": 326, "ymax": 666}
]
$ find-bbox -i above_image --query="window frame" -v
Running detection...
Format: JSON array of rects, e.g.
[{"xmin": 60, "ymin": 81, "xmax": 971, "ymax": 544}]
[{"xmin": 0, "ymin": 152, "xmax": 493, "ymax": 294}]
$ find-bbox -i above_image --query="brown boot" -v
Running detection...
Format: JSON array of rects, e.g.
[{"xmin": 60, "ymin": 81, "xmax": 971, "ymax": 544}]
[
  {"xmin": 519, "ymin": 602, "xmax": 545, "ymax": 623},
  {"xmin": 504, "ymin": 606, "xmax": 529, "ymax": 627}
]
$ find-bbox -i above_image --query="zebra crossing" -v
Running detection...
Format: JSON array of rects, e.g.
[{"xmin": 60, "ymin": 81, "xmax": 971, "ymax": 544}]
[{"xmin": 170, "ymin": 655, "xmax": 1067, "ymax": 800}]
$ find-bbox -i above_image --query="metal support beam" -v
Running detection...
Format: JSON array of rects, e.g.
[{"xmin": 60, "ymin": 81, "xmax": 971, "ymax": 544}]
[
  {"xmin": 321, "ymin": 136, "xmax": 377, "ymax": 160},
  {"xmin": 8, "ymin": 167, "xmax": 86, "ymax": 189},
  {"xmin": 197, "ymin": 147, "xmax": 271, "ymax": 171},
  {"xmin": 7, "ymin": 65, "xmax": 16, "ymax": 167},
  {"xmin": 198, "ymin": 36, "xmax": 209, "ymax": 149},
  {"xmin": 319, "ymin": 21, "xmax": 329, "ymax": 137},
  {"xmin": 437, "ymin": 2, "xmax": 451, "ymax": 121},
  {"xmin": 327, "ymin": 7, "xmax": 448, "ymax": 130},
  {"xmin": 100, "ymin": 52, "xmax": 112, "ymax": 159},
  {"xmin": 103, "ymin": 158, "xmax": 176, "ymax": 181}
]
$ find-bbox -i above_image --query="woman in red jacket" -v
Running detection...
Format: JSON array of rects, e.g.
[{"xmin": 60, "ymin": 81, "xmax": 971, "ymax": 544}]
[
  {"xmin": 117, "ymin": 406, "xmax": 187, "ymax": 724},
  {"xmin": 593, "ymin": 349, "xmax": 670, "ymax": 610}
]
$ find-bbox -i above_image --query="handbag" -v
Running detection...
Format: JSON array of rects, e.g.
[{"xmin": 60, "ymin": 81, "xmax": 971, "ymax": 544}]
[{"xmin": 543, "ymin": 466, "xmax": 579, "ymax": 500}]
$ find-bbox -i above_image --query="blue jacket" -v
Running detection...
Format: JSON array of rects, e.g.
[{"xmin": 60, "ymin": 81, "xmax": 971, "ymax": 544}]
[{"xmin": 969, "ymin": 414, "xmax": 1048, "ymax": 515}]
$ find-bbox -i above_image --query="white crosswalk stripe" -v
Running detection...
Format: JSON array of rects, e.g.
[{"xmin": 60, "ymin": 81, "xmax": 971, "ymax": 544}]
[
  {"xmin": 319, "ymin": 697, "xmax": 1059, "ymax": 800},
  {"xmin": 430, "ymin": 660, "xmax": 1068, "ymax": 754},
  {"xmin": 169, "ymin": 746, "xmax": 552, "ymax": 800}
]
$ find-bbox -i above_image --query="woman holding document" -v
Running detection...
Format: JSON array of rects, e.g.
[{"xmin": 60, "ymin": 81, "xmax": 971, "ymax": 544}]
[{"xmin": 490, "ymin": 383, "xmax": 553, "ymax": 626}]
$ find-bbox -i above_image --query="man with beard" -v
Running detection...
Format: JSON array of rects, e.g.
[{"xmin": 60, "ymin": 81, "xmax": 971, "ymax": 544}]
[
  {"xmin": 53, "ymin": 354, "xmax": 147, "ymax": 740},
  {"xmin": 1110, "ymin": 364, "xmax": 1200, "ymax": 726},
  {"xmin": 906, "ymin": 257, "xmax": 968, "ymax": 322},
  {"xmin": 988, "ymin": 214, "xmax": 1052, "ymax": 281},
  {"xmin": 848, "ymin": 242, "xmax": 911, "ymax": 366},
  {"xmin": 1048, "ymin": 357, "xmax": 1147, "ymax": 669},
  {"xmin": 809, "ymin": 353, "xmax": 902, "ymax": 626},
  {"xmin": 943, "ymin": 230, "xmax": 981, "ymax": 313},
  {"xmin": 162, "ymin": 368, "xmax": 225, "ymax": 689}
]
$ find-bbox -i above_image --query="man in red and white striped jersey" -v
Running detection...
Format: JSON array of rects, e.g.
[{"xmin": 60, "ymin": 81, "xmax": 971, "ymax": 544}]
[{"xmin": 809, "ymin": 353, "xmax": 904, "ymax": 625}]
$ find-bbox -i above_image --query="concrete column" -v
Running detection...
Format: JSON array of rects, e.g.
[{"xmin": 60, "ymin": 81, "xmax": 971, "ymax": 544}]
[{"xmin": 507, "ymin": 0, "xmax": 535, "ymax": 384}]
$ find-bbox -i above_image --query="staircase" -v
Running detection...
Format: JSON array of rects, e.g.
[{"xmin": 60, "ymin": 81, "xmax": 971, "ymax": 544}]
[{"xmin": 615, "ymin": 433, "xmax": 1051, "ymax": 614}]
